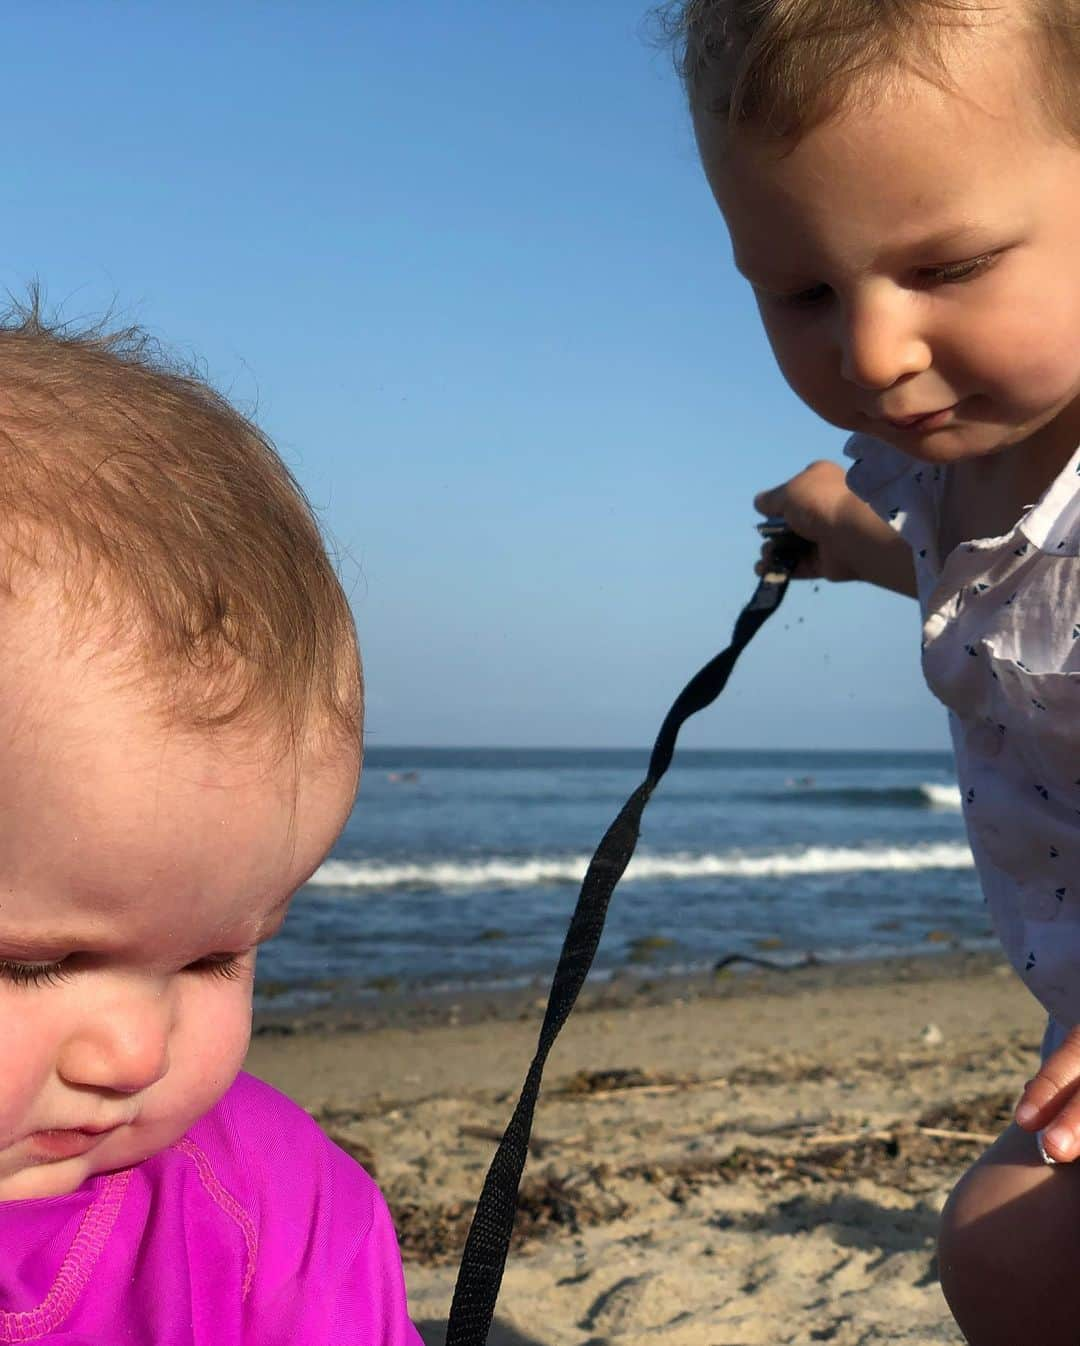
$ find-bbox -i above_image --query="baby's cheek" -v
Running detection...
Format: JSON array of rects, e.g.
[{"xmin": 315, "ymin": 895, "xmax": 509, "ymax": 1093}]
[
  {"xmin": 973, "ymin": 299, "xmax": 1080, "ymax": 410},
  {"xmin": 170, "ymin": 976, "xmax": 254, "ymax": 1122},
  {"xmin": 0, "ymin": 991, "xmax": 65, "ymax": 1139},
  {"xmin": 1017, "ymin": 346, "xmax": 1080, "ymax": 409},
  {"xmin": 764, "ymin": 332, "xmax": 837, "ymax": 417}
]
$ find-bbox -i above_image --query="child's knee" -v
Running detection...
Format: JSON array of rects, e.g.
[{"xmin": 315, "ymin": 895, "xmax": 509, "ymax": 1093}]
[
  {"xmin": 938, "ymin": 1127, "xmax": 1047, "ymax": 1314},
  {"xmin": 938, "ymin": 1158, "xmax": 1003, "ymax": 1288},
  {"xmin": 937, "ymin": 1148, "xmax": 1027, "ymax": 1344},
  {"xmin": 938, "ymin": 1126, "xmax": 1080, "ymax": 1345},
  {"xmin": 939, "ymin": 1126, "xmax": 1041, "ymax": 1270}
]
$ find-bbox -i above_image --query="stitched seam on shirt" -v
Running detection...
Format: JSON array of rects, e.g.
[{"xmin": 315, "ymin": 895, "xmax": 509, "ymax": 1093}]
[
  {"xmin": 0, "ymin": 1169, "xmax": 131, "ymax": 1342},
  {"xmin": 174, "ymin": 1137, "xmax": 258, "ymax": 1299}
]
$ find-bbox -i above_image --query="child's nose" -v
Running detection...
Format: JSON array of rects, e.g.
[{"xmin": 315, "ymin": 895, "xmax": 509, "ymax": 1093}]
[
  {"xmin": 838, "ymin": 292, "xmax": 931, "ymax": 390},
  {"xmin": 58, "ymin": 983, "xmax": 172, "ymax": 1095}
]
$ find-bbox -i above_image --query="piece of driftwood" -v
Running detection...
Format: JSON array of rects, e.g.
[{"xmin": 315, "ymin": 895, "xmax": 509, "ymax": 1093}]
[
  {"xmin": 576, "ymin": 1082, "xmax": 689, "ymax": 1100},
  {"xmin": 915, "ymin": 1125, "xmax": 996, "ymax": 1144},
  {"xmin": 714, "ymin": 952, "xmax": 822, "ymax": 973},
  {"xmin": 807, "ymin": 1125, "xmax": 996, "ymax": 1146}
]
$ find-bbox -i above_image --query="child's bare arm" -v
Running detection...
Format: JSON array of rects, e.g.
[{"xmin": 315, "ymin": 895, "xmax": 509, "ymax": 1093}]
[{"xmin": 754, "ymin": 460, "xmax": 917, "ymax": 598}]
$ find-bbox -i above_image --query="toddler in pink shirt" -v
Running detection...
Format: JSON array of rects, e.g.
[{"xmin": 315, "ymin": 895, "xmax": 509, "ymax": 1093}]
[{"xmin": 0, "ymin": 302, "xmax": 422, "ymax": 1344}]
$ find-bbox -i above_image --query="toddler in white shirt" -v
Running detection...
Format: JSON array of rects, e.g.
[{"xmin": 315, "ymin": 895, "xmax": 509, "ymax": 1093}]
[{"xmin": 662, "ymin": 0, "xmax": 1080, "ymax": 1340}]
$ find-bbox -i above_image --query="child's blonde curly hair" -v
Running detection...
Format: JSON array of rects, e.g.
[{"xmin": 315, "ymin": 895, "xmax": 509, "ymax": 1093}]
[
  {"xmin": 0, "ymin": 294, "xmax": 361, "ymax": 755},
  {"xmin": 657, "ymin": 0, "xmax": 1080, "ymax": 142}
]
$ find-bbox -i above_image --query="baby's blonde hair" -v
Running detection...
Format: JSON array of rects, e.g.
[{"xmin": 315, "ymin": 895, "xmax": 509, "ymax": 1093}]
[
  {"xmin": 0, "ymin": 295, "xmax": 361, "ymax": 755},
  {"xmin": 658, "ymin": 0, "xmax": 1080, "ymax": 142}
]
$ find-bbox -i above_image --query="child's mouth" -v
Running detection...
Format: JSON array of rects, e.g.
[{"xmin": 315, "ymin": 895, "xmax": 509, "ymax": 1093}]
[
  {"xmin": 28, "ymin": 1124, "xmax": 122, "ymax": 1160},
  {"xmin": 882, "ymin": 405, "xmax": 956, "ymax": 431}
]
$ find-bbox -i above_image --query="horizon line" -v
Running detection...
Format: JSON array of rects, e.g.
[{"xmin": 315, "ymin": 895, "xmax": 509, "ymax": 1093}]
[{"xmin": 361, "ymin": 743, "xmax": 951, "ymax": 754}]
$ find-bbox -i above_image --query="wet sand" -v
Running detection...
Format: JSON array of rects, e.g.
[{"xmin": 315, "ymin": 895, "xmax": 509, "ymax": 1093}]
[{"xmin": 245, "ymin": 950, "xmax": 1043, "ymax": 1345}]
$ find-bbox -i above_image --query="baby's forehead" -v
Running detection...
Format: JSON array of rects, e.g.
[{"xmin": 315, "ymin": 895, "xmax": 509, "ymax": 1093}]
[{"xmin": 0, "ymin": 592, "xmax": 357, "ymax": 957}]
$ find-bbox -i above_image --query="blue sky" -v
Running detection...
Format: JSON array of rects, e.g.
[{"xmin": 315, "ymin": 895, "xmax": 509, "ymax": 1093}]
[{"xmin": 4, "ymin": 3, "xmax": 947, "ymax": 750}]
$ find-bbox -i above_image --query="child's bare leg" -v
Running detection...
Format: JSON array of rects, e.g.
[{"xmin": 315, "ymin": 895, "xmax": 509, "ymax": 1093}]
[{"xmin": 939, "ymin": 1123, "xmax": 1080, "ymax": 1345}]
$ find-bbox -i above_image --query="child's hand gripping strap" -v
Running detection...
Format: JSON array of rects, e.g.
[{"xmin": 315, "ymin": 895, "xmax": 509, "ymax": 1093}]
[{"xmin": 444, "ymin": 526, "xmax": 812, "ymax": 1346}]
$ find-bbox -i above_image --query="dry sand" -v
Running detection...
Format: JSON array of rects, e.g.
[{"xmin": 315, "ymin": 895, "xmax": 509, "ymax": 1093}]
[{"xmin": 245, "ymin": 952, "xmax": 1044, "ymax": 1345}]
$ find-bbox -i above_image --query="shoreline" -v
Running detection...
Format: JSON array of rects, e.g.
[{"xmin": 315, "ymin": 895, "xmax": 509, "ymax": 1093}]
[
  {"xmin": 246, "ymin": 946, "xmax": 1042, "ymax": 1344},
  {"xmin": 251, "ymin": 945, "xmax": 1009, "ymax": 1038}
]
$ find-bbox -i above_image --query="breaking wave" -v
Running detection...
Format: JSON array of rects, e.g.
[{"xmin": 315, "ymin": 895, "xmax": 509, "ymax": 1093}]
[{"xmin": 308, "ymin": 841, "xmax": 974, "ymax": 893}]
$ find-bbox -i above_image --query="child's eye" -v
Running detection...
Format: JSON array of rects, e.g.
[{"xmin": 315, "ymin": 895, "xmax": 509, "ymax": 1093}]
[
  {"xmin": 919, "ymin": 253, "xmax": 999, "ymax": 285},
  {"xmin": 0, "ymin": 959, "xmax": 73, "ymax": 989},
  {"xmin": 191, "ymin": 954, "xmax": 246, "ymax": 981},
  {"xmin": 772, "ymin": 283, "xmax": 831, "ymax": 310},
  {"xmin": 0, "ymin": 955, "xmax": 248, "ymax": 987}
]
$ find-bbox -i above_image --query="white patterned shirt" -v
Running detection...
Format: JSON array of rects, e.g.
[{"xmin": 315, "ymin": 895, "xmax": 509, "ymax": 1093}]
[{"xmin": 846, "ymin": 432, "xmax": 1080, "ymax": 1029}]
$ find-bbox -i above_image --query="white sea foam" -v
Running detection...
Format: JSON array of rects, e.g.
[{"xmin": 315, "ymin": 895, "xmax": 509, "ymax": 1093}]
[
  {"xmin": 308, "ymin": 841, "xmax": 974, "ymax": 892},
  {"xmin": 919, "ymin": 782, "xmax": 963, "ymax": 810}
]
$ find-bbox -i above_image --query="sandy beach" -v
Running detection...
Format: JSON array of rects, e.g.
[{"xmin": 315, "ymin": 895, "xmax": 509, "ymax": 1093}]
[{"xmin": 245, "ymin": 951, "xmax": 1042, "ymax": 1345}]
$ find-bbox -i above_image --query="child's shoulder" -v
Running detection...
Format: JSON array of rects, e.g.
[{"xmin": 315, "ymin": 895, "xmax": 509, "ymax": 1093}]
[
  {"xmin": 181, "ymin": 1073, "xmax": 419, "ymax": 1340},
  {"xmin": 209, "ymin": 1069, "xmax": 327, "ymax": 1139},
  {"xmin": 184, "ymin": 1071, "xmax": 382, "ymax": 1230}
]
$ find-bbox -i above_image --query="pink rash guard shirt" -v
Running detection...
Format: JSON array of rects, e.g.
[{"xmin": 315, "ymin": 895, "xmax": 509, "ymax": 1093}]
[{"xmin": 0, "ymin": 1072, "xmax": 423, "ymax": 1344}]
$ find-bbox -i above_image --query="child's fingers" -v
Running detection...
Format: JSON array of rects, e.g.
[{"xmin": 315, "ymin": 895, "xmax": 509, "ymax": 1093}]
[
  {"xmin": 1016, "ymin": 1028, "xmax": 1080, "ymax": 1158},
  {"xmin": 1018, "ymin": 1029, "xmax": 1080, "ymax": 1120},
  {"xmin": 754, "ymin": 541, "xmax": 821, "ymax": 580},
  {"xmin": 753, "ymin": 541, "xmax": 782, "ymax": 575},
  {"xmin": 753, "ymin": 487, "xmax": 780, "ymax": 515},
  {"xmin": 1037, "ymin": 1094, "xmax": 1080, "ymax": 1163}
]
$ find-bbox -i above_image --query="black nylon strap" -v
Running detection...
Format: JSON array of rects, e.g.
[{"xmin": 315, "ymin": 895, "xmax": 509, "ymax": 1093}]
[{"xmin": 444, "ymin": 549, "xmax": 805, "ymax": 1346}]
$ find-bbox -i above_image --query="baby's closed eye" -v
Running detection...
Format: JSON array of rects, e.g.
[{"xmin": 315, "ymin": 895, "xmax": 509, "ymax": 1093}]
[{"xmin": 0, "ymin": 951, "xmax": 252, "ymax": 989}]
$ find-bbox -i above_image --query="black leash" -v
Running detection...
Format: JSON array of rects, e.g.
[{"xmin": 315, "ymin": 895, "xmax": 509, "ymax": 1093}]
[{"xmin": 444, "ymin": 525, "xmax": 811, "ymax": 1346}]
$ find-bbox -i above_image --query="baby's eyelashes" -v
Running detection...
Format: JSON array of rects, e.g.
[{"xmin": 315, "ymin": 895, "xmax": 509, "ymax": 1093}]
[
  {"xmin": 760, "ymin": 283, "xmax": 832, "ymax": 310},
  {"xmin": 0, "ymin": 959, "xmax": 73, "ymax": 989},
  {"xmin": 0, "ymin": 950, "xmax": 253, "ymax": 990},
  {"xmin": 193, "ymin": 954, "xmax": 248, "ymax": 981},
  {"xmin": 915, "ymin": 251, "xmax": 1002, "ymax": 287},
  {"xmin": 757, "ymin": 249, "xmax": 1005, "ymax": 311}
]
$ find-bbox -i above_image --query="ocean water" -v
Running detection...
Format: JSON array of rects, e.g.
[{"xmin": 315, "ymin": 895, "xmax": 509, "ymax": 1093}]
[{"xmin": 254, "ymin": 748, "xmax": 991, "ymax": 1009}]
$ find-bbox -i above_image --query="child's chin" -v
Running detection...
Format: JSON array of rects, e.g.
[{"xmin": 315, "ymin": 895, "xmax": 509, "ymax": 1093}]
[
  {"xmin": 0, "ymin": 1156, "xmax": 98, "ymax": 1201},
  {"xmin": 0, "ymin": 1130, "xmax": 141, "ymax": 1201},
  {"xmin": 876, "ymin": 424, "xmax": 1000, "ymax": 463}
]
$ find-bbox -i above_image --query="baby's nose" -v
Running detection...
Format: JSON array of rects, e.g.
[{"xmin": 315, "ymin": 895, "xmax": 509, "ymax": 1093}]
[
  {"xmin": 58, "ymin": 985, "xmax": 172, "ymax": 1095},
  {"xmin": 839, "ymin": 293, "xmax": 931, "ymax": 390}
]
